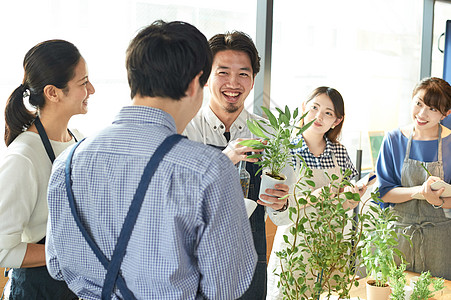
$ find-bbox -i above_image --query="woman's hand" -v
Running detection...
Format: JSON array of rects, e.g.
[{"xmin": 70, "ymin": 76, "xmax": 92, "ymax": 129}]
[
  {"xmin": 421, "ymin": 176, "xmax": 445, "ymax": 206},
  {"xmin": 258, "ymin": 184, "xmax": 289, "ymax": 211},
  {"xmin": 342, "ymin": 184, "xmax": 365, "ymax": 210},
  {"xmin": 223, "ymin": 138, "xmax": 264, "ymax": 165}
]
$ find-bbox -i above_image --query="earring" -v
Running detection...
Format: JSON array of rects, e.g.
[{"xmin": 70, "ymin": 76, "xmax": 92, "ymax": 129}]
[{"xmin": 331, "ymin": 125, "xmax": 335, "ymax": 129}]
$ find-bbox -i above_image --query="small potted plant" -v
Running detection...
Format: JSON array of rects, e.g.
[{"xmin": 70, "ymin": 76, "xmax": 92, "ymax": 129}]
[
  {"xmin": 389, "ymin": 264, "xmax": 412, "ymax": 300},
  {"xmin": 410, "ymin": 271, "xmax": 444, "ymax": 300},
  {"xmin": 360, "ymin": 202, "xmax": 405, "ymax": 300},
  {"xmin": 274, "ymin": 159, "xmax": 379, "ymax": 300},
  {"xmin": 240, "ymin": 105, "xmax": 313, "ymax": 203}
]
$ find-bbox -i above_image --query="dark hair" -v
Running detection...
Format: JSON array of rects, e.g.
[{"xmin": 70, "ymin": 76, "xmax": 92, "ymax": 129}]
[
  {"xmin": 412, "ymin": 77, "xmax": 451, "ymax": 115},
  {"xmin": 303, "ymin": 86, "xmax": 345, "ymax": 143},
  {"xmin": 208, "ymin": 31, "xmax": 260, "ymax": 76},
  {"xmin": 126, "ymin": 20, "xmax": 212, "ymax": 100},
  {"xmin": 4, "ymin": 40, "xmax": 81, "ymax": 146}
]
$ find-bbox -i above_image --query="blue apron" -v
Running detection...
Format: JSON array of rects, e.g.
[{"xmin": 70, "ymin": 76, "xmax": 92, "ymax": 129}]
[
  {"xmin": 7, "ymin": 116, "xmax": 78, "ymax": 300},
  {"xmin": 65, "ymin": 134, "xmax": 183, "ymax": 299}
]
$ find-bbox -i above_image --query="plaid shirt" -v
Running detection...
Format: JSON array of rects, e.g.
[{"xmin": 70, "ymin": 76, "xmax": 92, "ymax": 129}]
[
  {"xmin": 291, "ymin": 134, "xmax": 358, "ymax": 178},
  {"xmin": 46, "ymin": 106, "xmax": 256, "ymax": 300}
]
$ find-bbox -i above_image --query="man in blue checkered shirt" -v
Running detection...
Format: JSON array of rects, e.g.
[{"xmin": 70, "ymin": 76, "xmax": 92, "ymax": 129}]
[{"xmin": 45, "ymin": 20, "xmax": 257, "ymax": 299}]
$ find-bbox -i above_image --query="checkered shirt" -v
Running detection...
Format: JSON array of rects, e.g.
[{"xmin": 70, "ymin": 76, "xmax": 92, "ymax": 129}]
[
  {"xmin": 46, "ymin": 106, "xmax": 257, "ymax": 300},
  {"xmin": 291, "ymin": 134, "xmax": 358, "ymax": 179}
]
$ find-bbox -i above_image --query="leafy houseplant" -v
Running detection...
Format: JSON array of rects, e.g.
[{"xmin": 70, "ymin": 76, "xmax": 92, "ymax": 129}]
[
  {"xmin": 240, "ymin": 105, "xmax": 313, "ymax": 203},
  {"xmin": 410, "ymin": 271, "xmax": 444, "ymax": 300},
  {"xmin": 275, "ymin": 158, "xmax": 379, "ymax": 300},
  {"xmin": 361, "ymin": 203, "xmax": 405, "ymax": 300},
  {"xmin": 389, "ymin": 264, "xmax": 408, "ymax": 300}
]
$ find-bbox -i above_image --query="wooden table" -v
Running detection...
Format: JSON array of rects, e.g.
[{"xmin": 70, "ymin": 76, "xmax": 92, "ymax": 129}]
[{"xmin": 322, "ymin": 272, "xmax": 451, "ymax": 299}]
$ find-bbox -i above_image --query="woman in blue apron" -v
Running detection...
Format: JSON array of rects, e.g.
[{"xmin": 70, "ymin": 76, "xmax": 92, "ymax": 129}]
[
  {"xmin": 267, "ymin": 87, "xmax": 364, "ymax": 299},
  {"xmin": 376, "ymin": 77, "xmax": 451, "ymax": 279},
  {"xmin": 0, "ymin": 40, "xmax": 95, "ymax": 299}
]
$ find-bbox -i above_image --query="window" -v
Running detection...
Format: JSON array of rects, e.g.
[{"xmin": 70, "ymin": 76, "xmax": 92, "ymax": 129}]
[
  {"xmin": 431, "ymin": 0, "xmax": 451, "ymax": 78},
  {"xmin": 0, "ymin": 0, "xmax": 257, "ymax": 153},
  {"xmin": 271, "ymin": 0, "xmax": 423, "ymax": 170}
]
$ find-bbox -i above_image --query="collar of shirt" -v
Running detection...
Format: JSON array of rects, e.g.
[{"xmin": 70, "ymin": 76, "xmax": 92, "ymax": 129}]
[
  {"xmin": 113, "ymin": 105, "xmax": 177, "ymax": 133},
  {"xmin": 203, "ymin": 106, "xmax": 249, "ymax": 135},
  {"xmin": 297, "ymin": 135, "xmax": 334, "ymax": 159}
]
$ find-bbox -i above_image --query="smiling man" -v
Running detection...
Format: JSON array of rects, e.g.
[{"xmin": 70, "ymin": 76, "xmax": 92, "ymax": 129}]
[{"xmin": 184, "ymin": 31, "xmax": 290, "ymax": 299}]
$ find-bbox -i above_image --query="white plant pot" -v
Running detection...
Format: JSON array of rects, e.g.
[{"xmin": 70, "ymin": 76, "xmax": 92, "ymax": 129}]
[
  {"xmin": 259, "ymin": 171, "xmax": 286, "ymax": 204},
  {"xmin": 404, "ymin": 285, "xmax": 413, "ymax": 300}
]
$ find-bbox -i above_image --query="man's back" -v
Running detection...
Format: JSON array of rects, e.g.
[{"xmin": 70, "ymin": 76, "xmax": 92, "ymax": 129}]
[{"xmin": 46, "ymin": 106, "xmax": 257, "ymax": 299}]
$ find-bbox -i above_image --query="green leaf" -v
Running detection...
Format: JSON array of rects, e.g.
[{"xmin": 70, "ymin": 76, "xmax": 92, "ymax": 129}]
[
  {"xmin": 344, "ymin": 191, "xmax": 354, "ymax": 200},
  {"xmin": 246, "ymin": 120, "xmax": 269, "ymax": 139},
  {"xmin": 238, "ymin": 139, "xmax": 262, "ymax": 147},
  {"xmin": 306, "ymin": 180, "xmax": 316, "ymax": 187},
  {"xmin": 261, "ymin": 106, "xmax": 278, "ymax": 128},
  {"xmin": 246, "ymin": 154, "xmax": 263, "ymax": 159},
  {"xmin": 284, "ymin": 105, "xmax": 291, "ymax": 120}
]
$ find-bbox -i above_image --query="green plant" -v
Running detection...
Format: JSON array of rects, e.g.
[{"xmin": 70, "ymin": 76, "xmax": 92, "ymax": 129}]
[
  {"xmin": 275, "ymin": 159, "xmax": 379, "ymax": 300},
  {"xmin": 410, "ymin": 271, "xmax": 444, "ymax": 300},
  {"xmin": 239, "ymin": 105, "xmax": 313, "ymax": 178},
  {"xmin": 360, "ymin": 203, "xmax": 404, "ymax": 287},
  {"xmin": 389, "ymin": 264, "xmax": 407, "ymax": 300}
]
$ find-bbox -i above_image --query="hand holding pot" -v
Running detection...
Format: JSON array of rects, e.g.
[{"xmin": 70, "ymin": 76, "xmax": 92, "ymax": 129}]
[{"xmin": 258, "ymin": 183, "xmax": 289, "ymax": 210}]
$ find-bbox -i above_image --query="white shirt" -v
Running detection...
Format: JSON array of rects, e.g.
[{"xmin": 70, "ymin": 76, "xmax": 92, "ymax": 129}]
[
  {"xmin": 184, "ymin": 106, "xmax": 292, "ymax": 225},
  {"xmin": 0, "ymin": 130, "xmax": 81, "ymax": 267}
]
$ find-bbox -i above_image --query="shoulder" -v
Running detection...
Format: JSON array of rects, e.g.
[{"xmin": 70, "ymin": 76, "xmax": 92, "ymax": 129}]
[
  {"xmin": 246, "ymin": 110, "xmax": 265, "ymax": 122},
  {"xmin": 184, "ymin": 107, "xmax": 207, "ymax": 140},
  {"xmin": 3, "ymin": 132, "xmax": 42, "ymax": 162},
  {"xmin": 68, "ymin": 128, "xmax": 84, "ymax": 141},
  {"xmin": 168, "ymin": 137, "xmax": 233, "ymax": 175}
]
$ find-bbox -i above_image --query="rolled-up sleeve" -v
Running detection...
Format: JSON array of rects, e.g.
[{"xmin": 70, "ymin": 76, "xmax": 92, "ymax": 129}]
[{"xmin": 376, "ymin": 131, "xmax": 403, "ymax": 208}]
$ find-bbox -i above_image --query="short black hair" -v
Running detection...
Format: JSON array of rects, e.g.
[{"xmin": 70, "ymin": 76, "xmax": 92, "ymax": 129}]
[
  {"xmin": 208, "ymin": 31, "xmax": 260, "ymax": 76},
  {"xmin": 126, "ymin": 20, "xmax": 212, "ymax": 100}
]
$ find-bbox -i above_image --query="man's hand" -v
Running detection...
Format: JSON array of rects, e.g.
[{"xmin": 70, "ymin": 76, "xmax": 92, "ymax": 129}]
[
  {"xmin": 223, "ymin": 138, "xmax": 264, "ymax": 165},
  {"xmin": 258, "ymin": 184, "xmax": 289, "ymax": 210}
]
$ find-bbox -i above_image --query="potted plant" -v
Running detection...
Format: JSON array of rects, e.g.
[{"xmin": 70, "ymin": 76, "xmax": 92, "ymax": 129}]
[
  {"xmin": 360, "ymin": 202, "xmax": 405, "ymax": 300},
  {"xmin": 389, "ymin": 264, "xmax": 412, "ymax": 300},
  {"xmin": 410, "ymin": 271, "xmax": 444, "ymax": 300},
  {"xmin": 274, "ymin": 159, "xmax": 379, "ymax": 300},
  {"xmin": 240, "ymin": 105, "xmax": 313, "ymax": 203}
]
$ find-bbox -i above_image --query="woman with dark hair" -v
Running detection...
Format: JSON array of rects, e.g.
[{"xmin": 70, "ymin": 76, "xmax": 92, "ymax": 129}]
[
  {"xmin": 0, "ymin": 39, "xmax": 94, "ymax": 299},
  {"xmin": 267, "ymin": 86, "xmax": 363, "ymax": 299},
  {"xmin": 376, "ymin": 77, "xmax": 451, "ymax": 279}
]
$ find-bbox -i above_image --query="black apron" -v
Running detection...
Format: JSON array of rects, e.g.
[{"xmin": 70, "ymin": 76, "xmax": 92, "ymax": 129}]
[
  {"xmin": 208, "ymin": 144, "xmax": 266, "ymax": 300},
  {"xmin": 65, "ymin": 134, "xmax": 183, "ymax": 299},
  {"xmin": 8, "ymin": 116, "xmax": 78, "ymax": 300}
]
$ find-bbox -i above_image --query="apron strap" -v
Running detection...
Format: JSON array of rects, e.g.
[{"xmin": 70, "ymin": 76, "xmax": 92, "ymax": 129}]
[
  {"xmin": 65, "ymin": 134, "xmax": 184, "ymax": 300},
  {"xmin": 102, "ymin": 134, "xmax": 183, "ymax": 299},
  {"xmin": 404, "ymin": 125, "xmax": 443, "ymax": 164},
  {"xmin": 35, "ymin": 116, "xmax": 78, "ymax": 164},
  {"xmin": 35, "ymin": 116, "xmax": 77, "ymax": 245}
]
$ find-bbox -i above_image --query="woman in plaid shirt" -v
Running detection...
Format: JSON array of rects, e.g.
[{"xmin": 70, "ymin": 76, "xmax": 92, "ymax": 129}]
[{"xmin": 267, "ymin": 86, "xmax": 365, "ymax": 300}]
